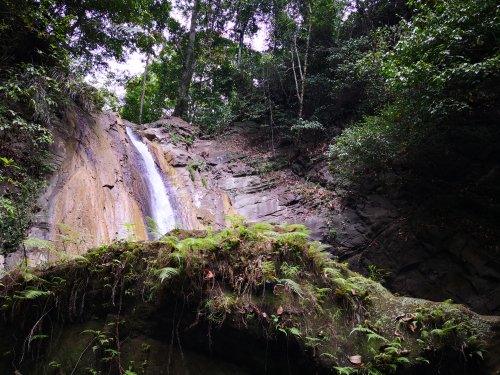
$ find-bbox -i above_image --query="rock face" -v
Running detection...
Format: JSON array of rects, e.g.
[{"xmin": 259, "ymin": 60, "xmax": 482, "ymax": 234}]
[
  {"xmin": 5, "ymin": 110, "xmax": 153, "ymax": 267},
  {"xmin": 139, "ymin": 119, "xmax": 330, "ymax": 243},
  {"xmin": 4, "ymin": 112, "xmax": 499, "ymax": 317},
  {"xmin": 137, "ymin": 118, "xmax": 500, "ymax": 315}
]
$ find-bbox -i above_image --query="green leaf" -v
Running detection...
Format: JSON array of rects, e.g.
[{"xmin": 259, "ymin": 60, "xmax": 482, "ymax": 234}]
[
  {"xmin": 289, "ymin": 327, "xmax": 302, "ymax": 337},
  {"xmin": 157, "ymin": 267, "xmax": 180, "ymax": 283},
  {"xmin": 15, "ymin": 289, "xmax": 51, "ymax": 300},
  {"xmin": 30, "ymin": 334, "xmax": 49, "ymax": 342}
]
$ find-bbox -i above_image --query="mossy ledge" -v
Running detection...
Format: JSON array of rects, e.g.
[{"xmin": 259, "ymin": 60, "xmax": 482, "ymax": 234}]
[{"xmin": 1, "ymin": 219, "xmax": 499, "ymax": 374}]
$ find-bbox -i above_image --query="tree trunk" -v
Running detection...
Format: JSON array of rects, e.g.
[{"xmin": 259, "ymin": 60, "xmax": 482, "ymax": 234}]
[
  {"xmin": 173, "ymin": 0, "xmax": 200, "ymax": 119},
  {"xmin": 290, "ymin": 4, "xmax": 312, "ymax": 119},
  {"xmin": 138, "ymin": 52, "xmax": 150, "ymax": 128},
  {"xmin": 237, "ymin": 29, "xmax": 244, "ymax": 68},
  {"xmin": 298, "ymin": 6, "xmax": 312, "ymax": 119}
]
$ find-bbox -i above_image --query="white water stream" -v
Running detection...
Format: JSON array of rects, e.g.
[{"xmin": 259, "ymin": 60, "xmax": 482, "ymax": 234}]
[{"xmin": 126, "ymin": 127, "xmax": 176, "ymax": 237}]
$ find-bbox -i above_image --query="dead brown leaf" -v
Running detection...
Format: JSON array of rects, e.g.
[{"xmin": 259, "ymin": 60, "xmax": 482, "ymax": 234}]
[{"xmin": 348, "ymin": 355, "xmax": 362, "ymax": 365}]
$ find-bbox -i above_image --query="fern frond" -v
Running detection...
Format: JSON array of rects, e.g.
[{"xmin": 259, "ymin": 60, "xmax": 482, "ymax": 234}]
[
  {"xmin": 282, "ymin": 224, "xmax": 310, "ymax": 234},
  {"xmin": 168, "ymin": 251, "xmax": 185, "ymax": 266},
  {"xmin": 177, "ymin": 236, "xmax": 218, "ymax": 252},
  {"xmin": 323, "ymin": 267, "xmax": 342, "ymax": 279},
  {"xmin": 73, "ymin": 255, "xmax": 89, "ymax": 264},
  {"xmin": 280, "ymin": 262, "xmax": 300, "ymax": 278},
  {"xmin": 262, "ymin": 261, "xmax": 276, "ymax": 281},
  {"xmin": 225, "ymin": 215, "xmax": 246, "ymax": 228},
  {"xmin": 350, "ymin": 326, "xmax": 388, "ymax": 342},
  {"xmin": 157, "ymin": 267, "xmax": 180, "ymax": 283},
  {"xmin": 23, "ymin": 236, "xmax": 54, "ymax": 250},
  {"xmin": 16, "ymin": 289, "xmax": 52, "ymax": 300},
  {"xmin": 250, "ymin": 222, "xmax": 274, "ymax": 233},
  {"xmin": 146, "ymin": 216, "xmax": 161, "ymax": 237},
  {"xmin": 278, "ymin": 278, "xmax": 303, "ymax": 298},
  {"xmin": 160, "ymin": 235, "xmax": 179, "ymax": 247},
  {"xmin": 275, "ymin": 232, "xmax": 309, "ymax": 242}
]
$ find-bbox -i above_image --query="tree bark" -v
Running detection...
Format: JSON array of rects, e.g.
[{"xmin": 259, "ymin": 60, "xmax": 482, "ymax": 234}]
[
  {"xmin": 290, "ymin": 4, "xmax": 312, "ymax": 119},
  {"xmin": 299, "ymin": 5, "xmax": 312, "ymax": 119},
  {"xmin": 138, "ymin": 51, "xmax": 150, "ymax": 127},
  {"xmin": 173, "ymin": 0, "xmax": 200, "ymax": 119}
]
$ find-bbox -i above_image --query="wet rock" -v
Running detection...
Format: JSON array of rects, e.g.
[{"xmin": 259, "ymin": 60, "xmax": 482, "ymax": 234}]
[
  {"xmin": 291, "ymin": 160, "xmax": 307, "ymax": 176},
  {"xmin": 143, "ymin": 132, "xmax": 158, "ymax": 141},
  {"xmin": 278, "ymin": 192, "xmax": 301, "ymax": 206},
  {"xmin": 306, "ymin": 160, "xmax": 335, "ymax": 186}
]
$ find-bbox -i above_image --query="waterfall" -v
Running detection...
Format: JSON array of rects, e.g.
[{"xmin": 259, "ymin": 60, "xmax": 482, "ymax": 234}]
[{"xmin": 126, "ymin": 127, "xmax": 176, "ymax": 237}]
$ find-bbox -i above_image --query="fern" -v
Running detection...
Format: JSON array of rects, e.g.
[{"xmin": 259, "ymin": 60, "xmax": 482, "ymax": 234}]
[
  {"xmin": 282, "ymin": 224, "xmax": 310, "ymax": 234},
  {"xmin": 280, "ymin": 262, "xmax": 300, "ymax": 278},
  {"xmin": 323, "ymin": 267, "xmax": 342, "ymax": 279},
  {"xmin": 146, "ymin": 216, "xmax": 161, "ymax": 237},
  {"xmin": 275, "ymin": 231, "xmax": 309, "ymax": 241},
  {"xmin": 250, "ymin": 222, "xmax": 274, "ymax": 234},
  {"xmin": 160, "ymin": 235, "xmax": 178, "ymax": 247},
  {"xmin": 23, "ymin": 236, "xmax": 54, "ymax": 250},
  {"xmin": 350, "ymin": 326, "xmax": 388, "ymax": 343},
  {"xmin": 168, "ymin": 251, "xmax": 186, "ymax": 267},
  {"xmin": 15, "ymin": 288, "xmax": 51, "ymax": 300},
  {"xmin": 333, "ymin": 277, "xmax": 352, "ymax": 289},
  {"xmin": 277, "ymin": 278, "xmax": 303, "ymax": 298},
  {"xmin": 177, "ymin": 236, "xmax": 218, "ymax": 252},
  {"xmin": 20, "ymin": 268, "xmax": 42, "ymax": 282},
  {"xmin": 262, "ymin": 261, "xmax": 276, "ymax": 281},
  {"xmin": 73, "ymin": 255, "xmax": 89, "ymax": 264},
  {"xmin": 225, "ymin": 215, "xmax": 246, "ymax": 228},
  {"xmin": 157, "ymin": 267, "xmax": 180, "ymax": 283},
  {"xmin": 288, "ymin": 327, "xmax": 302, "ymax": 337}
]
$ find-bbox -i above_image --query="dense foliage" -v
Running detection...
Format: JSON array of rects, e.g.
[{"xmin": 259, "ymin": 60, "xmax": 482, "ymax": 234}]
[
  {"xmin": 0, "ymin": 0, "xmax": 170, "ymax": 253},
  {"xmin": 120, "ymin": 0, "xmax": 406, "ymax": 136},
  {"xmin": 329, "ymin": 0, "xmax": 500, "ymax": 178},
  {"xmin": 119, "ymin": 0, "xmax": 498, "ymax": 187}
]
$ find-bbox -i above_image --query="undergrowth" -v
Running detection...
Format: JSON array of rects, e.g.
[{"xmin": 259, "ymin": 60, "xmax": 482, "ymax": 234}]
[{"xmin": 0, "ymin": 217, "xmax": 490, "ymax": 374}]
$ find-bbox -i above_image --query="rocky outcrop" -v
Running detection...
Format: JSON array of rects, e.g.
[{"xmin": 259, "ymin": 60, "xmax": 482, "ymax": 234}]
[
  {"xmin": 5, "ymin": 109, "xmax": 153, "ymax": 267},
  {"xmin": 139, "ymin": 119, "xmax": 330, "ymax": 242},
  {"xmin": 1, "ymin": 226, "xmax": 499, "ymax": 374},
  {"xmin": 139, "ymin": 117, "xmax": 500, "ymax": 315},
  {"xmin": 5, "ymin": 111, "xmax": 499, "ymax": 317}
]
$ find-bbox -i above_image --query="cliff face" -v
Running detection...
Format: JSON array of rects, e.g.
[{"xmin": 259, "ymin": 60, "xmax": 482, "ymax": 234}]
[
  {"xmin": 3, "ymin": 111, "xmax": 498, "ymax": 317},
  {"xmin": 136, "ymin": 117, "xmax": 328, "ymax": 238},
  {"xmin": 5, "ymin": 110, "xmax": 151, "ymax": 266},
  {"xmin": 3, "ymin": 111, "xmax": 240, "ymax": 268}
]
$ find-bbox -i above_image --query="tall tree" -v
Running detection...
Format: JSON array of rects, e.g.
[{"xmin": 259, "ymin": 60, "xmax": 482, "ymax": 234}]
[
  {"xmin": 173, "ymin": 0, "xmax": 201, "ymax": 118},
  {"xmin": 290, "ymin": 2, "xmax": 312, "ymax": 119}
]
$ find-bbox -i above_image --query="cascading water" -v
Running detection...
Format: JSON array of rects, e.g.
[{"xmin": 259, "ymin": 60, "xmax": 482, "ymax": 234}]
[{"xmin": 126, "ymin": 127, "xmax": 176, "ymax": 237}]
